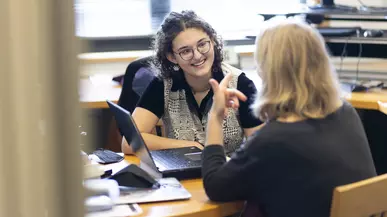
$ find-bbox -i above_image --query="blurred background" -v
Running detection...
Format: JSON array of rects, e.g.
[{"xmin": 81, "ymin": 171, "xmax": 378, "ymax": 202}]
[
  {"xmin": 2, "ymin": 0, "xmax": 387, "ymax": 216},
  {"xmin": 77, "ymin": 0, "xmax": 387, "ymax": 152}
]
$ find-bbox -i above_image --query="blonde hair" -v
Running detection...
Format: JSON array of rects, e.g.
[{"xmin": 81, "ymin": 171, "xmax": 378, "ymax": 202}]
[{"xmin": 252, "ymin": 18, "xmax": 342, "ymax": 122}]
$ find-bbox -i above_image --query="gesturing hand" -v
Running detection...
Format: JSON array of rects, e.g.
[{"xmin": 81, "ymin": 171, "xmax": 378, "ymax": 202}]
[{"xmin": 209, "ymin": 73, "xmax": 247, "ymax": 119}]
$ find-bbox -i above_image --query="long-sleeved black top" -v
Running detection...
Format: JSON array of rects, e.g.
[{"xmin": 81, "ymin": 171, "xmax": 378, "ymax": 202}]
[{"xmin": 202, "ymin": 101, "xmax": 376, "ymax": 217}]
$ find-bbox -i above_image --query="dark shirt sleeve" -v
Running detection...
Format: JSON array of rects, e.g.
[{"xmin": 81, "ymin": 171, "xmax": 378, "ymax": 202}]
[
  {"xmin": 237, "ymin": 73, "xmax": 262, "ymax": 128},
  {"xmin": 202, "ymin": 139, "xmax": 263, "ymax": 202},
  {"xmin": 136, "ymin": 77, "xmax": 164, "ymax": 118}
]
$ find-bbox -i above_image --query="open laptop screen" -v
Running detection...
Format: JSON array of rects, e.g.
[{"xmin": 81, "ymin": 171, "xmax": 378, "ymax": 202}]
[{"xmin": 106, "ymin": 100, "xmax": 158, "ymax": 173}]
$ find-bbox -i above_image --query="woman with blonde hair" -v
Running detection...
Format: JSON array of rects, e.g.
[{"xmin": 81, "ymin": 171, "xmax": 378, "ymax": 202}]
[{"xmin": 201, "ymin": 19, "xmax": 376, "ymax": 217}]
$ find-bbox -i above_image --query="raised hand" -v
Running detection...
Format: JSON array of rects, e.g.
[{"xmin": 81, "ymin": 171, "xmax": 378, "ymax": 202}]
[{"xmin": 209, "ymin": 73, "xmax": 247, "ymax": 119}]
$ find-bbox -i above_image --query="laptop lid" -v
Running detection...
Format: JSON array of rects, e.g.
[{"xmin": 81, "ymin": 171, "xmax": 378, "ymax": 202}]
[{"xmin": 106, "ymin": 100, "xmax": 161, "ymax": 178}]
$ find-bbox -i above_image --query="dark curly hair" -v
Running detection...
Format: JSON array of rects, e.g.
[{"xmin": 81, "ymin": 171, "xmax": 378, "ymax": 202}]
[{"xmin": 151, "ymin": 10, "xmax": 224, "ymax": 79}]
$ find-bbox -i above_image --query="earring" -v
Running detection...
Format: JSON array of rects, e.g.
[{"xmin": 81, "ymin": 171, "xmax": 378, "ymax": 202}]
[{"xmin": 173, "ymin": 65, "xmax": 180, "ymax": 71}]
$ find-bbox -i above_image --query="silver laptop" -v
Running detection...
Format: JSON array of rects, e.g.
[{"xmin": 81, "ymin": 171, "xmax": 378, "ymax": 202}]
[
  {"xmin": 107, "ymin": 100, "xmax": 202, "ymax": 180},
  {"xmin": 116, "ymin": 177, "xmax": 191, "ymax": 204}
]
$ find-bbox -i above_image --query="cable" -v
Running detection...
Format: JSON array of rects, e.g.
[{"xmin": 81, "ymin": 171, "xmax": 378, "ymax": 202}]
[
  {"xmin": 355, "ymin": 38, "xmax": 363, "ymax": 84},
  {"xmin": 338, "ymin": 36, "xmax": 350, "ymax": 74}
]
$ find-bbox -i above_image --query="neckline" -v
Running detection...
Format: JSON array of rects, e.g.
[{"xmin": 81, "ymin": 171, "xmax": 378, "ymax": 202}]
[
  {"xmin": 272, "ymin": 101, "xmax": 345, "ymax": 125},
  {"xmin": 192, "ymin": 87, "xmax": 211, "ymax": 95}
]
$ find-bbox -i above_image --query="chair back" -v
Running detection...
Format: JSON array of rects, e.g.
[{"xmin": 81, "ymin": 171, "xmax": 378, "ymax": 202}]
[
  {"xmin": 106, "ymin": 56, "xmax": 156, "ymax": 152},
  {"xmin": 330, "ymin": 174, "xmax": 387, "ymax": 217},
  {"xmin": 117, "ymin": 56, "xmax": 156, "ymax": 113}
]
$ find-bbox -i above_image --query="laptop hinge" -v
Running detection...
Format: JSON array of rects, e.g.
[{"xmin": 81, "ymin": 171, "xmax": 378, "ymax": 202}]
[{"xmin": 139, "ymin": 161, "xmax": 163, "ymax": 179}]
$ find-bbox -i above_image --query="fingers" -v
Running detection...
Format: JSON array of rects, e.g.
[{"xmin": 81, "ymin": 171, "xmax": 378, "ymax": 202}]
[
  {"xmin": 226, "ymin": 98, "xmax": 241, "ymax": 109},
  {"xmin": 219, "ymin": 73, "xmax": 233, "ymax": 88},
  {"xmin": 210, "ymin": 74, "xmax": 247, "ymax": 111},
  {"xmin": 225, "ymin": 89, "xmax": 247, "ymax": 109},
  {"xmin": 226, "ymin": 97, "xmax": 240, "ymax": 109},
  {"xmin": 226, "ymin": 100, "xmax": 235, "ymax": 108},
  {"xmin": 211, "ymin": 74, "xmax": 247, "ymax": 101},
  {"xmin": 209, "ymin": 78, "xmax": 220, "ymax": 93},
  {"xmin": 227, "ymin": 98, "xmax": 240, "ymax": 109},
  {"xmin": 227, "ymin": 89, "xmax": 247, "ymax": 102}
]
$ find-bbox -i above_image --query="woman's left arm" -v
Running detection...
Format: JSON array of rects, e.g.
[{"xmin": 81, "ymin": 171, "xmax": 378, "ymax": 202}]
[{"xmin": 204, "ymin": 73, "xmax": 261, "ymax": 202}]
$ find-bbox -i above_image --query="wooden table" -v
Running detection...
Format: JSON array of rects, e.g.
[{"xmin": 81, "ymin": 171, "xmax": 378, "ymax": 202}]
[
  {"xmin": 79, "ymin": 78, "xmax": 121, "ymax": 109},
  {"xmin": 123, "ymin": 155, "xmax": 244, "ymax": 217},
  {"xmin": 79, "ymin": 78, "xmax": 387, "ymax": 111},
  {"xmin": 346, "ymin": 90, "xmax": 387, "ymax": 110}
]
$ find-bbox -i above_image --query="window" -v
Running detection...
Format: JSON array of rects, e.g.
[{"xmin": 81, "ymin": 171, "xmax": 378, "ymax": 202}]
[{"xmin": 75, "ymin": 0, "xmax": 303, "ymax": 38}]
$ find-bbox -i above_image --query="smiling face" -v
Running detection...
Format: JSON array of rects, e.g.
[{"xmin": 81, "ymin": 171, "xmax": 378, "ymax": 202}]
[{"xmin": 167, "ymin": 28, "xmax": 215, "ymax": 79}]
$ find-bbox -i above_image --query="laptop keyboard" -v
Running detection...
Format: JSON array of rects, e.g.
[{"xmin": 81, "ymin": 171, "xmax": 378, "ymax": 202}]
[{"xmin": 150, "ymin": 151, "xmax": 200, "ymax": 169}]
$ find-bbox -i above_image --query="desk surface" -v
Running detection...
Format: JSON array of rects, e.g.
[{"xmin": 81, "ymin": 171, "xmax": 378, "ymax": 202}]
[
  {"xmin": 346, "ymin": 90, "xmax": 387, "ymax": 110},
  {"xmin": 123, "ymin": 155, "xmax": 244, "ymax": 217},
  {"xmin": 79, "ymin": 79, "xmax": 122, "ymax": 108},
  {"xmin": 79, "ymin": 78, "xmax": 387, "ymax": 111}
]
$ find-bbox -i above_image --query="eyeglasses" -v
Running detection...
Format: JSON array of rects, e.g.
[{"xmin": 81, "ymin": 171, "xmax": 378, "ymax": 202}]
[{"xmin": 174, "ymin": 40, "xmax": 211, "ymax": 61}]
